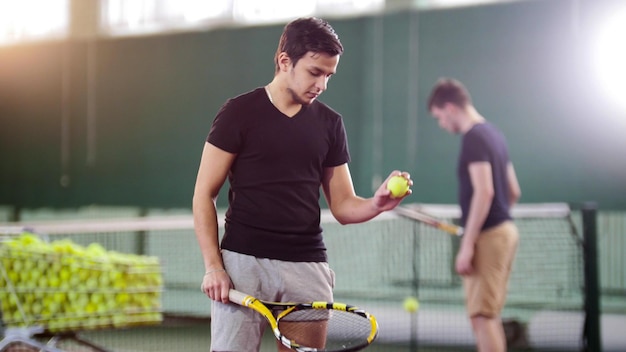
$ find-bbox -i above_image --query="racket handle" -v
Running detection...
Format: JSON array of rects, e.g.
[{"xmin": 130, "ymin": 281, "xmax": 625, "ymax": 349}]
[
  {"xmin": 229, "ymin": 289, "xmax": 250, "ymax": 306},
  {"xmin": 440, "ymin": 223, "xmax": 463, "ymax": 236}
]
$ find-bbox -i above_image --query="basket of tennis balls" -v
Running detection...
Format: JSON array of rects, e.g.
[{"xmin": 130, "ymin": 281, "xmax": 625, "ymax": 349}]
[{"xmin": 0, "ymin": 232, "xmax": 163, "ymax": 332}]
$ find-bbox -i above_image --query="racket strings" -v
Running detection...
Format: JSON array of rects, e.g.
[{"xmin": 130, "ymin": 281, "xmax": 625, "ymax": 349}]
[{"xmin": 278, "ymin": 309, "xmax": 374, "ymax": 351}]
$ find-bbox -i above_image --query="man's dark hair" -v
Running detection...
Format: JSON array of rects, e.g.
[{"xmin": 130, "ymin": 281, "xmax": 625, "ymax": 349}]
[
  {"xmin": 427, "ymin": 78, "xmax": 473, "ymax": 111},
  {"xmin": 274, "ymin": 17, "xmax": 344, "ymax": 72}
]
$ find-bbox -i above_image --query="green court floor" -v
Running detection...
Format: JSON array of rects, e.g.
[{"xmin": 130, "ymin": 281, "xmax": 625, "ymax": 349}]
[{"xmin": 9, "ymin": 321, "xmax": 532, "ymax": 352}]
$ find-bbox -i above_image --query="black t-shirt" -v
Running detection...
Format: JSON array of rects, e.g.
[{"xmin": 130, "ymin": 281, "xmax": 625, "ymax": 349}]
[
  {"xmin": 457, "ymin": 122, "xmax": 512, "ymax": 230},
  {"xmin": 207, "ymin": 87, "xmax": 350, "ymax": 262}
]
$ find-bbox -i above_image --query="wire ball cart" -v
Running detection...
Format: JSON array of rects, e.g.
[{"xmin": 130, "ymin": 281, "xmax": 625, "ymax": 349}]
[{"xmin": 0, "ymin": 228, "xmax": 163, "ymax": 352}]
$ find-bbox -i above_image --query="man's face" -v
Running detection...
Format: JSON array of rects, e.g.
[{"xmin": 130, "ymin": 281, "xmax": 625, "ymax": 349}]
[
  {"xmin": 431, "ymin": 104, "xmax": 460, "ymax": 134},
  {"xmin": 285, "ymin": 52, "xmax": 339, "ymax": 105}
]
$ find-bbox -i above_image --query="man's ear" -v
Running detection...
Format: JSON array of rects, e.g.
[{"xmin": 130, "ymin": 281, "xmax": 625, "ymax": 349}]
[{"xmin": 277, "ymin": 52, "xmax": 291, "ymax": 72}]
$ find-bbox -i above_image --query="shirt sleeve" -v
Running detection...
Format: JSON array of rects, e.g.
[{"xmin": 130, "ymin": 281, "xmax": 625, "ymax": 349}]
[
  {"xmin": 463, "ymin": 129, "xmax": 490, "ymax": 163},
  {"xmin": 207, "ymin": 99, "xmax": 243, "ymax": 154},
  {"xmin": 322, "ymin": 114, "xmax": 351, "ymax": 167}
]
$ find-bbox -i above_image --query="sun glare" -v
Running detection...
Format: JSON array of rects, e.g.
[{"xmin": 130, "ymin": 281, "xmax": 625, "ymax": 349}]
[
  {"xmin": 593, "ymin": 7, "xmax": 626, "ymax": 111},
  {"xmin": 0, "ymin": 0, "xmax": 68, "ymax": 45}
]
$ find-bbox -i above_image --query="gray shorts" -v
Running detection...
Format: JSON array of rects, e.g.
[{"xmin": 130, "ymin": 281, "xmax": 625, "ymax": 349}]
[{"xmin": 210, "ymin": 250, "xmax": 335, "ymax": 352}]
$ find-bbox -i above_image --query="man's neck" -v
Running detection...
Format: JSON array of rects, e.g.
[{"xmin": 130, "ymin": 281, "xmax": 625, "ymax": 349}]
[
  {"xmin": 459, "ymin": 106, "xmax": 485, "ymax": 134},
  {"xmin": 266, "ymin": 80, "xmax": 302, "ymax": 117}
]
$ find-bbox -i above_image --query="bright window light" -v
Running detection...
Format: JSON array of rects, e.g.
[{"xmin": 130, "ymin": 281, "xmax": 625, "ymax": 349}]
[
  {"xmin": 103, "ymin": 0, "xmax": 157, "ymax": 30},
  {"xmin": 593, "ymin": 7, "xmax": 626, "ymax": 110},
  {"xmin": 101, "ymin": 0, "xmax": 231, "ymax": 35},
  {"xmin": 317, "ymin": 0, "xmax": 385, "ymax": 16},
  {"xmin": 419, "ymin": 0, "xmax": 507, "ymax": 10},
  {"xmin": 178, "ymin": 0, "xmax": 229, "ymax": 23},
  {"xmin": 0, "ymin": 0, "xmax": 68, "ymax": 45},
  {"xmin": 233, "ymin": 0, "xmax": 315, "ymax": 24}
]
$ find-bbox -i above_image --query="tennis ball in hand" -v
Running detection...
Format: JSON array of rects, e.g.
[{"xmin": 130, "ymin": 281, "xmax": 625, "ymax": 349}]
[
  {"xmin": 387, "ymin": 175, "xmax": 409, "ymax": 198},
  {"xmin": 403, "ymin": 296, "xmax": 419, "ymax": 313}
]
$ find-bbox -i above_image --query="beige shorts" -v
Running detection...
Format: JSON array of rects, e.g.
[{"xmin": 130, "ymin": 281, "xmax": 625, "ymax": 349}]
[{"xmin": 463, "ymin": 221, "xmax": 519, "ymax": 318}]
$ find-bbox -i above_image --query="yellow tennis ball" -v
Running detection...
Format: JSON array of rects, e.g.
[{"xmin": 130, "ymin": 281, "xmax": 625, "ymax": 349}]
[
  {"xmin": 403, "ymin": 296, "xmax": 419, "ymax": 313},
  {"xmin": 387, "ymin": 175, "xmax": 409, "ymax": 198}
]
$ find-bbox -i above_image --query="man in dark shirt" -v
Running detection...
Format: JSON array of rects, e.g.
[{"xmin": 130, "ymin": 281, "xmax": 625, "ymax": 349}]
[
  {"xmin": 193, "ymin": 17, "xmax": 411, "ymax": 351},
  {"xmin": 428, "ymin": 78, "xmax": 521, "ymax": 352}
]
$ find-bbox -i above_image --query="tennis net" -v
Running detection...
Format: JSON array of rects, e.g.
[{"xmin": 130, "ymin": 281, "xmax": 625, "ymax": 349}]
[
  {"xmin": 324, "ymin": 203, "xmax": 585, "ymax": 350},
  {"xmin": 0, "ymin": 203, "xmax": 588, "ymax": 351}
]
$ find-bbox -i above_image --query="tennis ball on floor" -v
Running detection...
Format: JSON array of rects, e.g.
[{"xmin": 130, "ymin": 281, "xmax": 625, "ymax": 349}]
[
  {"xmin": 403, "ymin": 296, "xmax": 419, "ymax": 313},
  {"xmin": 387, "ymin": 175, "xmax": 410, "ymax": 198}
]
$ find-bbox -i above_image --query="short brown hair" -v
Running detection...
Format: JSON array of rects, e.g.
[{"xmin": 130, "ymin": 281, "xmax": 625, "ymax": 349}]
[
  {"xmin": 427, "ymin": 78, "xmax": 473, "ymax": 111},
  {"xmin": 274, "ymin": 17, "xmax": 344, "ymax": 72}
]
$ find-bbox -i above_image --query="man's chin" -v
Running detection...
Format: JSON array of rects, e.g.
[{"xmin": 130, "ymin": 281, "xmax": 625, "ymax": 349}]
[{"xmin": 295, "ymin": 97, "xmax": 316, "ymax": 106}]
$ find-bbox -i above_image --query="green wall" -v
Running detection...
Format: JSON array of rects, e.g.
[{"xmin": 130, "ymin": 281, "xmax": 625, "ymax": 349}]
[{"xmin": 1, "ymin": 0, "xmax": 625, "ymax": 210}]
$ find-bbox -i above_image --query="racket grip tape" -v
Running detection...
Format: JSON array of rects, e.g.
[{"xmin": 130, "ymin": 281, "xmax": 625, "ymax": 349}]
[
  {"xmin": 441, "ymin": 224, "xmax": 463, "ymax": 236},
  {"xmin": 229, "ymin": 289, "xmax": 252, "ymax": 306}
]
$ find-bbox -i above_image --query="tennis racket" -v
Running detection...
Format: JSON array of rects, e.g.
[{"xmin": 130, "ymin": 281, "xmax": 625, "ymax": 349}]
[
  {"xmin": 228, "ymin": 289, "xmax": 378, "ymax": 352},
  {"xmin": 394, "ymin": 206, "xmax": 464, "ymax": 236}
]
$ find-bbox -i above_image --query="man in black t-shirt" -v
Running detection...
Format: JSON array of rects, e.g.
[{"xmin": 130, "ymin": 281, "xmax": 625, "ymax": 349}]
[
  {"xmin": 428, "ymin": 78, "xmax": 521, "ymax": 352},
  {"xmin": 193, "ymin": 17, "xmax": 412, "ymax": 351}
]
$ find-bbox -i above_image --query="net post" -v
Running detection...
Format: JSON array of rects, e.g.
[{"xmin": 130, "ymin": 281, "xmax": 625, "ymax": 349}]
[
  {"xmin": 410, "ymin": 219, "xmax": 419, "ymax": 352},
  {"xmin": 135, "ymin": 207, "xmax": 149, "ymax": 255},
  {"xmin": 581, "ymin": 202, "xmax": 602, "ymax": 352}
]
